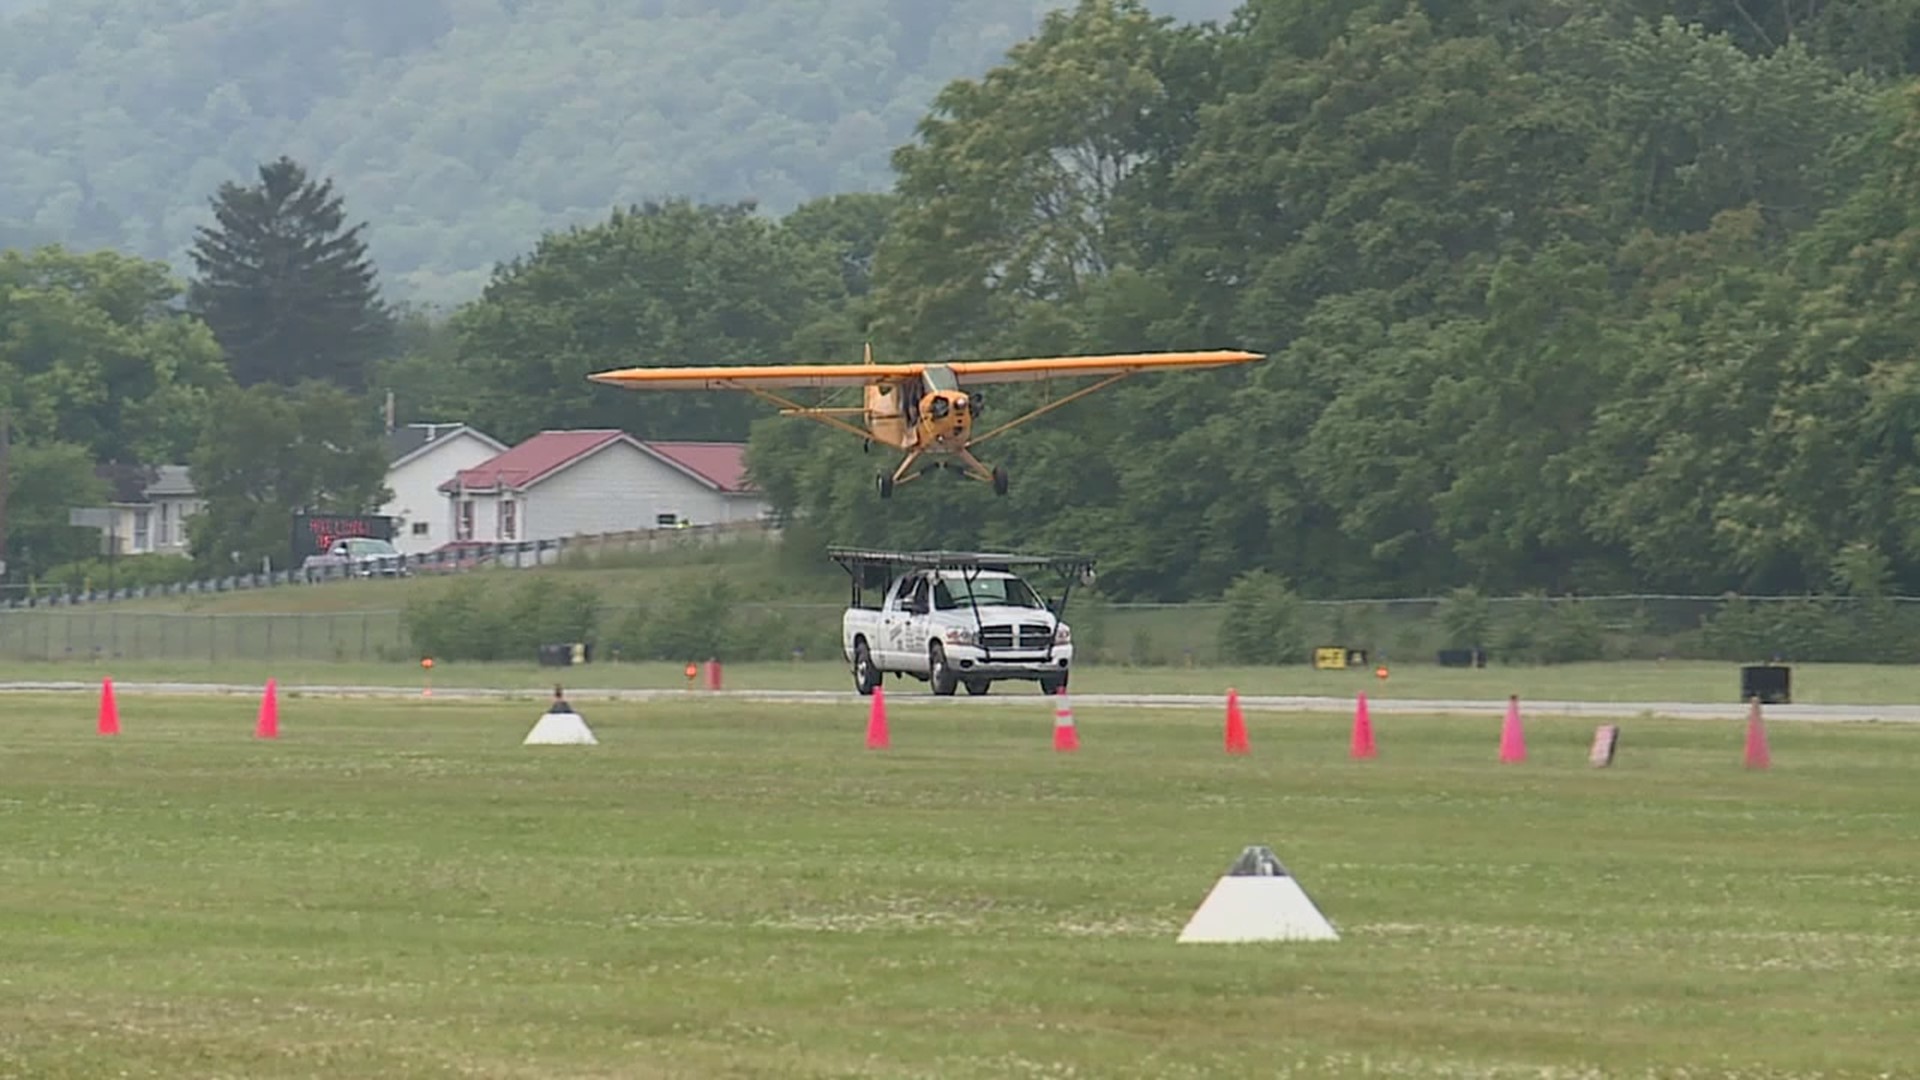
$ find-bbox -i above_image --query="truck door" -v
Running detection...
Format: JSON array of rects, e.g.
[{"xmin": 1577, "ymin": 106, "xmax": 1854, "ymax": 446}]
[
  {"xmin": 877, "ymin": 575, "xmax": 915, "ymax": 669},
  {"xmin": 887, "ymin": 574, "xmax": 933, "ymax": 673}
]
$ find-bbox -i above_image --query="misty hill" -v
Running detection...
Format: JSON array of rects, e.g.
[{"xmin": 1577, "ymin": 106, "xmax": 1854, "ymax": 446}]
[{"xmin": 0, "ymin": 0, "xmax": 1239, "ymax": 306}]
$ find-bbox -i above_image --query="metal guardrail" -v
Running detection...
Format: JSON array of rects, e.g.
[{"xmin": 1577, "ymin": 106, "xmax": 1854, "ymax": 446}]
[{"xmin": 0, "ymin": 519, "xmax": 775, "ymax": 610}]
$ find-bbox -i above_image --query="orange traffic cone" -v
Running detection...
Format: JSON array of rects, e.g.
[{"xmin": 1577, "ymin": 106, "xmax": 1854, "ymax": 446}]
[
  {"xmin": 1351, "ymin": 692, "xmax": 1376, "ymax": 759},
  {"xmin": 97, "ymin": 677, "xmax": 120, "ymax": 736},
  {"xmin": 1743, "ymin": 697, "xmax": 1770, "ymax": 770},
  {"xmin": 865, "ymin": 684, "xmax": 889, "ymax": 750},
  {"xmin": 1499, "ymin": 694, "xmax": 1526, "ymax": 763},
  {"xmin": 1053, "ymin": 686, "xmax": 1079, "ymax": 752},
  {"xmin": 255, "ymin": 678, "xmax": 279, "ymax": 740},
  {"xmin": 1224, "ymin": 688, "xmax": 1250, "ymax": 754}
]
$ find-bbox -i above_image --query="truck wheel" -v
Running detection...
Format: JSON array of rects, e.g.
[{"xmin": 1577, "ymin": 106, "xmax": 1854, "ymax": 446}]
[
  {"xmin": 929, "ymin": 642, "xmax": 958, "ymax": 696},
  {"xmin": 963, "ymin": 678, "xmax": 991, "ymax": 696},
  {"xmin": 1040, "ymin": 670, "xmax": 1068, "ymax": 695},
  {"xmin": 853, "ymin": 639, "xmax": 880, "ymax": 697}
]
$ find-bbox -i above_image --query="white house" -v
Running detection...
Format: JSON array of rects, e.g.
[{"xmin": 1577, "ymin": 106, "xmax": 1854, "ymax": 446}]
[
  {"xmin": 93, "ymin": 464, "xmax": 204, "ymax": 557},
  {"xmin": 437, "ymin": 429, "xmax": 769, "ymax": 543},
  {"xmin": 379, "ymin": 422, "xmax": 509, "ymax": 556}
]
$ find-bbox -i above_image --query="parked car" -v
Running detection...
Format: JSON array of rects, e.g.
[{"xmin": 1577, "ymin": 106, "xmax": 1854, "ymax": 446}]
[{"xmin": 301, "ymin": 537, "xmax": 409, "ymax": 579}]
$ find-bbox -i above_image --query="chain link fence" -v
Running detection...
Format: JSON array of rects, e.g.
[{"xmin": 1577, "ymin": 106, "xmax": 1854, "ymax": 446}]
[{"xmin": 7, "ymin": 594, "xmax": 1920, "ymax": 666}]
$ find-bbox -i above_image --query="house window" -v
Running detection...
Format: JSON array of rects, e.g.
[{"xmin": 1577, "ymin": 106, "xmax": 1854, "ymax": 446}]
[
  {"xmin": 500, "ymin": 500, "xmax": 517, "ymax": 540},
  {"xmin": 133, "ymin": 510, "xmax": 150, "ymax": 552},
  {"xmin": 412, "ymin": 522, "xmax": 430, "ymax": 536},
  {"xmin": 656, "ymin": 513, "xmax": 677, "ymax": 527},
  {"xmin": 459, "ymin": 500, "xmax": 475, "ymax": 540}
]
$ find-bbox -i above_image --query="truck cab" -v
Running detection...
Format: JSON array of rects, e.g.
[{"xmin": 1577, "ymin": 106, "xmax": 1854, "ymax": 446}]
[{"xmin": 836, "ymin": 552, "xmax": 1086, "ymax": 697}]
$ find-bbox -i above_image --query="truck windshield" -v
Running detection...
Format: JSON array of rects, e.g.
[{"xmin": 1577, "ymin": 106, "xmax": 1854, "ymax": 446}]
[{"xmin": 934, "ymin": 573, "xmax": 1045, "ymax": 610}]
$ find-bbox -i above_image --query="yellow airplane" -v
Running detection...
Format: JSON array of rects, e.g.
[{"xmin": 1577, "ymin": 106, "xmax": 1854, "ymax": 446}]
[{"xmin": 587, "ymin": 345, "xmax": 1264, "ymax": 497}]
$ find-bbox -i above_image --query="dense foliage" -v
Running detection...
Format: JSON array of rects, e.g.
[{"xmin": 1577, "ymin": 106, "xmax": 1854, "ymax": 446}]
[
  {"xmin": 744, "ymin": 0, "xmax": 1920, "ymax": 604},
  {"xmin": 14, "ymin": 0, "xmax": 1920, "ymax": 620}
]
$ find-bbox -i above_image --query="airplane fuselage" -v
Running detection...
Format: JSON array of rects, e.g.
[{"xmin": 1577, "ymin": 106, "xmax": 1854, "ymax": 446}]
[{"xmin": 864, "ymin": 365, "xmax": 975, "ymax": 454}]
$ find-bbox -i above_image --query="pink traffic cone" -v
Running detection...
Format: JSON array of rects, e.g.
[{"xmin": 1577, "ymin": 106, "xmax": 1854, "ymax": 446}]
[
  {"xmin": 865, "ymin": 685, "xmax": 889, "ymax": 750},
  {"xmin": 1499, "ymin": 694, "xmax": 1526, "ymax": 763},
  {"xmin": 255, "ymin": 679, "xmax": 280, "ymax": 739},
  {"xmin": 1351, "ymin": 692, "xmax": 1376, "ymax": 759},
  {"xmin": 1743, "ymin": 698, "xmax": 1770, "ymax": 770}
]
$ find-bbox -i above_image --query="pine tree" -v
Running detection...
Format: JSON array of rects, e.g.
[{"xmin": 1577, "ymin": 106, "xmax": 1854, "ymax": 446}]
[{"xmin": 188, "ymin": 157, "xmax": 393, "ymax": 390}]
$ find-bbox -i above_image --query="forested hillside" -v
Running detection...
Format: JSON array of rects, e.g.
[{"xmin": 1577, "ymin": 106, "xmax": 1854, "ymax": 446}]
[
  {"xmin": 15, "ymin": 0, "xmax": 1920, "ymax": 625},
  {"xmin": 0, "ymin": 0, "xmax": 1237, "ymax": 305}
]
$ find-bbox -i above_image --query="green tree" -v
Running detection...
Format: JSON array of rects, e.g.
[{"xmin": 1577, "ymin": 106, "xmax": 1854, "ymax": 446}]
[
  {"xmin": 188, "ymin": 157, "xmax": 394, "ymax": 391},
  {"xmin": 874, "ymin": 0, "xmax": 1219, "ymax": 355},
  {"xmin": 450, "ymin": 199, "xmax": 844, "ymax": 444},
  {"xmin": 0, "ymin": 245, "xmax": 230, "ymax": 463},
  {"xmin": 0, "ymin": 440, "xmax": 108, "ymax": 581},
  {"xmin": 186, "ymin": 381, "xmax": 391, "ymax": 572}
]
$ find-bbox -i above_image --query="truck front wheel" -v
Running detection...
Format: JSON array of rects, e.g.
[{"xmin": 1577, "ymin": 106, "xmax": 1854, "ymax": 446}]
[
  {"xmin": 853, "ymin": 639, "xmax": 880, "ymax": 696},
  {"xmin": 929, "ymin": 642, "xmax": 958, "ymax": 696}
]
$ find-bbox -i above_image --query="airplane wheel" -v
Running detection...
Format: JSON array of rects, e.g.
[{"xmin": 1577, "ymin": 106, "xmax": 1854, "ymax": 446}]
[
  {"xmin": 992, "ymin": 466, "xmax": 1009, "ymax": 496},
  {"xmin": 877, "ymin": 474, "xmax": 894, "ymax": 499}
]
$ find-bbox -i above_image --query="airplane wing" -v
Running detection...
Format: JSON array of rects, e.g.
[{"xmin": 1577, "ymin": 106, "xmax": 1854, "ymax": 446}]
[
  {"xmin": 587, "ymin": 362, "xmax": 925, "ymax": 390},
  {"xmin": 586, "ymin": 350, "xmax": 1262, "ymax": 390},
  {"xmin": 943, "ymin": 350, "xmax": 1264, "ymax": 384}
]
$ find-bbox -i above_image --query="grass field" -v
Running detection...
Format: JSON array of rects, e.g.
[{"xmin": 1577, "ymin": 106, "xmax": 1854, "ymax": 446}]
[
  {"xmin": 2, "ymin": 692, "xmax": 1915, "ymax": 1078},
  {"xmin": 7, "ymin": 656, "xmax": 1920, "ymax": 707}
]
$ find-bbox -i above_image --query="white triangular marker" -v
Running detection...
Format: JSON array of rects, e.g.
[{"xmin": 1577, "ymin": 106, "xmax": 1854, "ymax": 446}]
[
  {"xmin": 1177, "ymin": 845, "xmax": 1339, "ymax": 943},
  {"xmin": 524, "ymin": 708, "xmax": 598, "ymax": 746}
]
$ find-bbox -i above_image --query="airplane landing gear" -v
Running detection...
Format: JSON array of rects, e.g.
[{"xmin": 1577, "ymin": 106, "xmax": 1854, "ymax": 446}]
[
  {"xmin": 877, "ymin": 473, "xmax": 894, "ymax": 499},
  {"xmin": 992, "ymin": 466, "xmax": 1009, "ymax": 496}
]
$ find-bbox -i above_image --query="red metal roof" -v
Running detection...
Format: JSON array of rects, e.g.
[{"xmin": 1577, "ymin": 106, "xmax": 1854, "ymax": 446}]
[
  {"xmin": 443, "ymin": 430, "xmax": 623, "ymax": 492},
  {"xmin": 441, "ymin": 430, "xmax": 754, "ymax": 494},
  {"xmin": 642, "ymin": 441, "xmax": 752, "ymax": 493}
]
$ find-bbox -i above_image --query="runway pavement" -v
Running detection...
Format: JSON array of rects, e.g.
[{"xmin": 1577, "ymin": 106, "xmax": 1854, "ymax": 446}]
[{"xmin": 3, "ymin": 680, "xmax": 1917, "ymax": 723}]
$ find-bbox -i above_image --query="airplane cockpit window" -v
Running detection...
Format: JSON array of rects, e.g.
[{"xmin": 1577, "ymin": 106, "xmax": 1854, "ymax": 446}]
[{"xmin": 923, "ymin": 365, "xmax": 958, "ymax": 391}]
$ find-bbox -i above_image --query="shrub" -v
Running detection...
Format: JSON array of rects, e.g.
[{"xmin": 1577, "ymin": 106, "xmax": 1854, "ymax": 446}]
[
  {"xmin": 1217, "ymin": 570, "xmax": 1306, "ymax": 665},
  {"xmin": 1436, "ymin": 586, "xmax": 1491, "ymax": 648},
  {"xmin": 42, "ymin": 555, "xmax": 201, "ymax": 592},
  {"xmin": 402, "ymin": 576, "xmax": 600, "ymax": 662}
]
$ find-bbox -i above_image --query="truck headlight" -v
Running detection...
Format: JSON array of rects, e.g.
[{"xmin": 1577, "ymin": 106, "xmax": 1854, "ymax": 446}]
[
  {"xmin": 1053, "ymin": 624, "xmax": 1071, "ymax": 645},
  {"xmin": 944, "ymin": 627, "xmax": 976, "ymax": 646}
]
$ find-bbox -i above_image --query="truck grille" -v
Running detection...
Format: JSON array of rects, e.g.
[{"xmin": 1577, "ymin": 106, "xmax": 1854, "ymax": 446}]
[{"xmin": 979, "ymin": 623, "xmax": 1054, "ymax": 650}]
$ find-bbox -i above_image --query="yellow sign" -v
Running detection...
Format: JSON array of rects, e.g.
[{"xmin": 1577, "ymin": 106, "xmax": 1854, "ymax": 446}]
[{"xmin": 1313, "ymin": 647, "xmax": 1348, "ymax": 670}]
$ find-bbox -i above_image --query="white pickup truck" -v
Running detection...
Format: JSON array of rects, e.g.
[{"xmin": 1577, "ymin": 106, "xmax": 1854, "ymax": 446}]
[{"xmin": 830, "ymin": 548, "xmax": 1092, "ymax": 697}]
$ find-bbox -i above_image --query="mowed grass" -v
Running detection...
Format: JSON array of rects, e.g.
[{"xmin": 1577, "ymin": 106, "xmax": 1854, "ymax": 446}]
[
  {"xmin": 2, "ymin": 694, "xmax": 1917, "ymax": 1078},
  {"xmin": 8, "ymin": 656, "xmax": 1920, "ymax": 707}
]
